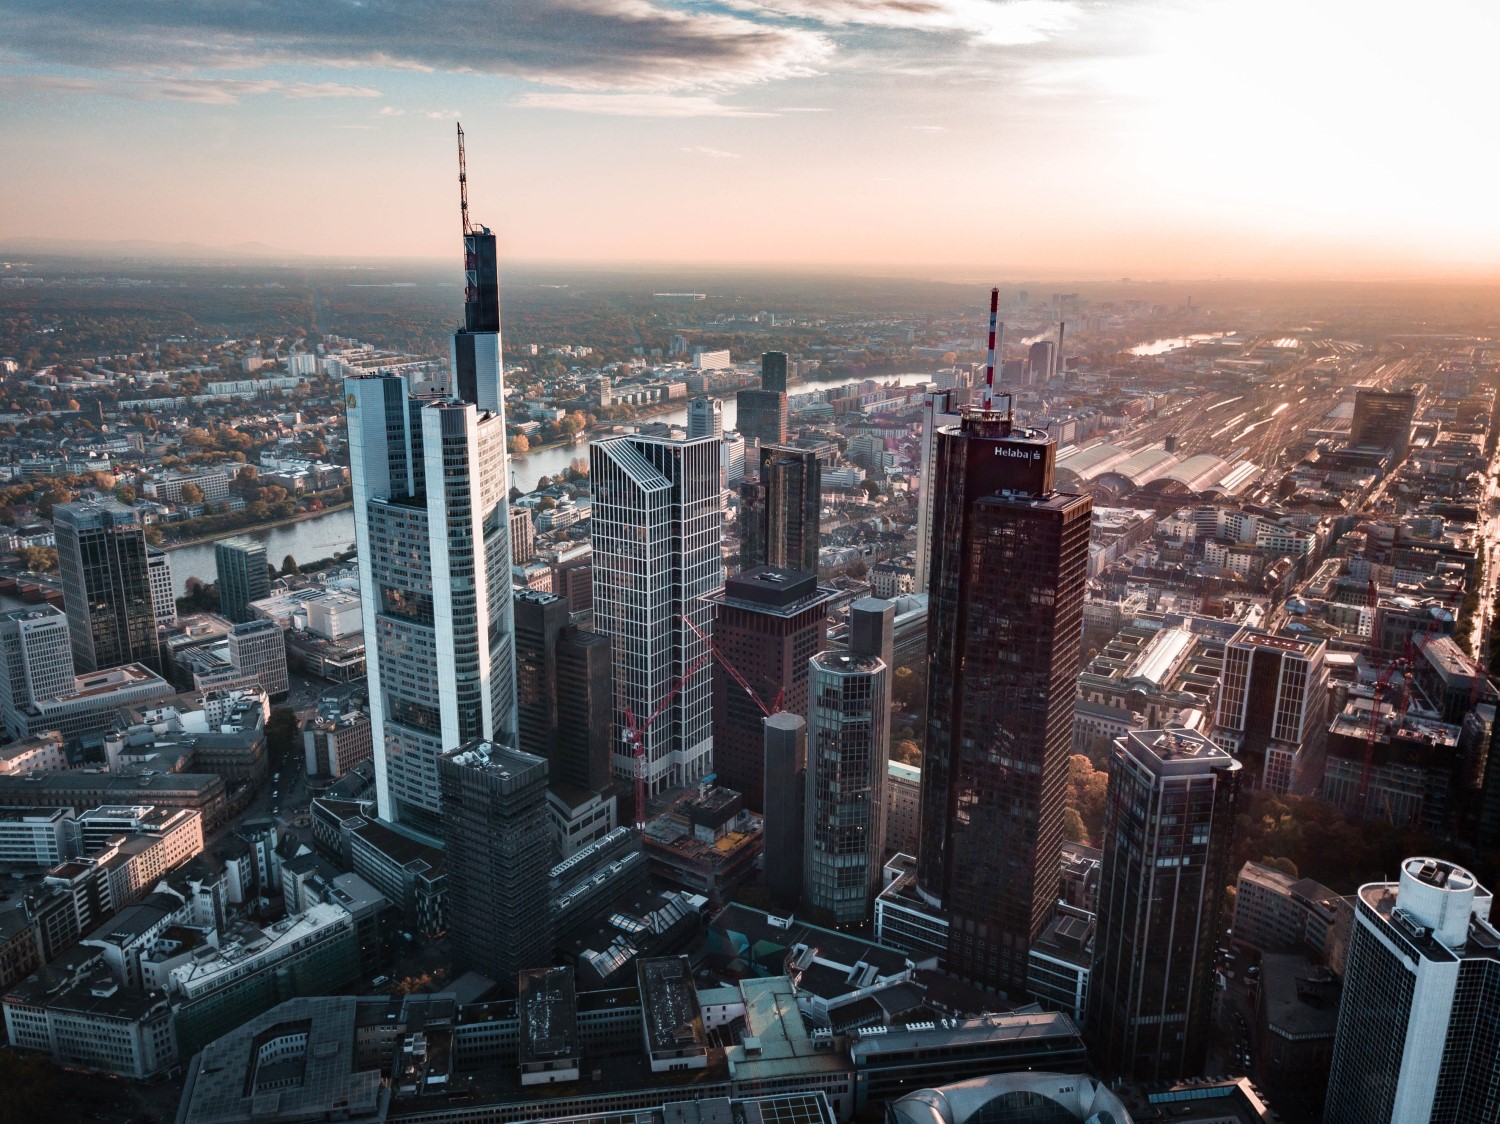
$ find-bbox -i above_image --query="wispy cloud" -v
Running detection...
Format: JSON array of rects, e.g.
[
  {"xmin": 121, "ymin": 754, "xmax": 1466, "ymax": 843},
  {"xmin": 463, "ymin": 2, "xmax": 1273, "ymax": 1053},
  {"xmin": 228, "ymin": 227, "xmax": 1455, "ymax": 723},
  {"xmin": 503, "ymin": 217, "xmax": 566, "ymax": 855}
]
[
  {"xmin": 517, "ymin": 92, "xmax": 775, "ymax": 117},
  {"xmin": 0, "ymin": 73, "xmax": 380, "ymax": 103},
  {"xmin": 909, "ymin": 124, "xmax": 948, "ymax": 132},
  {"xmin": 681, "ymin": 145, "xmax": 742, "ymax": 158},
  {"xmin": 739, "ymin": 0, "xmax": 1081, "ymax": 45},
  {"xmin": 0, "ymin": 0, "xmax": 832, "ymax": 94}
]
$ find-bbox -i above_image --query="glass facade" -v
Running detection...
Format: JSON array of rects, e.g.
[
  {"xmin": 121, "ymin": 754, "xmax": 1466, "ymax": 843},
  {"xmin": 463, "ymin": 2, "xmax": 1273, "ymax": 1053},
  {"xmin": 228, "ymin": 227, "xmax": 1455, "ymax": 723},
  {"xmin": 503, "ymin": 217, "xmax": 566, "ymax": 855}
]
[
  {"xmin": 54, "ymin": 498, "xmax": 161, "ymax": 674},
  {"xmin": 917, "ymin": 413, "xmax": 1090, "ymax": 995}
]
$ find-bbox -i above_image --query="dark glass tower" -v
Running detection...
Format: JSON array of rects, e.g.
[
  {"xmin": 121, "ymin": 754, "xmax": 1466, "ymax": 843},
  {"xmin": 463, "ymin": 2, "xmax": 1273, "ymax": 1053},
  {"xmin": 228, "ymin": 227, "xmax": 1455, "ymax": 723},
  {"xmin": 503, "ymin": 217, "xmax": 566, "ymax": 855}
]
[
  {"xmin": 761, "ymin": 351, "xmax": 789, "ymax": 393},
  {"xmin": 916, "ymin": 397, "xmax": 1090, "ymax": 995},
  {"xmin": 214, "ymin": 537, "xmax": 270, "ymax": 624},
  {"xmin": 1088, "ymin": 728, "xmax": 1241, "ymax": 1081},
  {"xmin": 739, "ymin": 444, "xmax": 821, "ymax": 575},
  {"xmin": 451, "ymin": 227, "xmax": 503, "ymax": 412},
  {"xmin": 53, "ymin": 497, "xmax": 161, "ymax": 673}
]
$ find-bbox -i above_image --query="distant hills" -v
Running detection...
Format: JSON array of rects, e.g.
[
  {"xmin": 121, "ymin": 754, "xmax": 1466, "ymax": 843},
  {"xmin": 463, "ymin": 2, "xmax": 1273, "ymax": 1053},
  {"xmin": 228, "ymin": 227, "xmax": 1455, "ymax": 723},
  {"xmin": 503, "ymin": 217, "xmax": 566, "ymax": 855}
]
[{"xmin": 0, "ymin": 237, "xmax": 306, "ymax": 262}]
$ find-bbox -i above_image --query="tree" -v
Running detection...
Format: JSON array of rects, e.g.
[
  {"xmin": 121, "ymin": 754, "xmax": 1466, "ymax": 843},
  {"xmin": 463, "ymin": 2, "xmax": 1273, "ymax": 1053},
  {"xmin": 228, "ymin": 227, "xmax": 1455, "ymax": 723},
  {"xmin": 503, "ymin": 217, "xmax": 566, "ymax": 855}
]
[
  {"xmin": 536, "ymin": 496, "xmax": 557, "ymax": 511},
  {"xmin": 1065, "ymin": 754, "xmax": 1109, "ymax": 844},
  {"xmin": 179, "ymin": 482, "xmax": 205, "ymax": 504},
  {"xmin": 114, "ymin": 485, "xmax": 136, "ymax": 504},
  {"xmin": 891, "ymin": 666, "xmax": 924, "ymax": 711},
  {"xmin": 281, "ymin": 554, "xmax": 301, "ymax": 576},
  {"xmin": 1062, "ymin": 807, "xmax": 1088, "ymax": 844},
  {"xmin": 509, "ymin": 435, "xmax": 530, "ymax": 457},
  {"xmin": 892, "ymin": 739, "xmax": 921, "ymax": 766},
  {"xmin": 861, "ymin": 478, "xmax": 882, "ymax": 500},
  {"xmin": 15, "ymin": 545, "xmax": 56, "ymax": 572}
]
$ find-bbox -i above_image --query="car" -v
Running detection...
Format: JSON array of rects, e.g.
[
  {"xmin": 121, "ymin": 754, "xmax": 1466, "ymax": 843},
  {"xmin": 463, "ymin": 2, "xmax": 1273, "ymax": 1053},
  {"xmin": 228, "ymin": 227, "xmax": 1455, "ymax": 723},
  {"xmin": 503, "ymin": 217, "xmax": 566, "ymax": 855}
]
[
  {"xmin": 371, "ymin": 975, "xmax": 391, "ymax": 988},
  {"xmin": 272, "ymin": 805, "xmax": 280, "ymax": 815}
]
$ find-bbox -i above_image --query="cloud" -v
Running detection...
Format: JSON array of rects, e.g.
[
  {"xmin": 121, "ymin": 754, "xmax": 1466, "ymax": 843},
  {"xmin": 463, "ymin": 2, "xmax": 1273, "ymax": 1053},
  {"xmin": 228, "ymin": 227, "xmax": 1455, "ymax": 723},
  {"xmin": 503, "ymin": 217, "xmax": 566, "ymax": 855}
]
[
  {"xmin": 0, "ymin": 0, "xmax": 833, "ymax": 94},
  {"xmin": 377, "ymin": 106, "xmax": 405, "ymax": 117},
  {"xmin": 516, "ymin": 92, "xmax": 775, "ymax": 117},
  {"xmin": 423, "ymin": 110, "xmax": 462, "ymax": 120},
  {"xmin": 909, "ymin": 124, "xmax": 948, "ymax": 131},
  {"xmin": 739, "ymin": 0, "xmax": 1081, "ymax": 45},
  {"xmin": 0, "ymin": 73, "xmax": 380, "ymax": 103},
  {"xmin": 681, "ymin": 145, "xmax": 742, "ymax": 158}
]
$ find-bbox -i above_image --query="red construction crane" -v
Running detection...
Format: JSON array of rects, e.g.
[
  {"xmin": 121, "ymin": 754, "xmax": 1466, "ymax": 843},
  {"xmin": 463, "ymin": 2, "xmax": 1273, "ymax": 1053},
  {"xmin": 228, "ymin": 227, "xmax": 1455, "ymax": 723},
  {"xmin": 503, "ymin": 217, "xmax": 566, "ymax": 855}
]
[
  {"xmin": 679, "ymin": 612, "xmax": 783, "ymax": 717},
  {"xmin": 1357, "ymin": 657, "xmax": 1411, "ymax": 822},
  {"xmin": 456, "ymin": 122, "xmax": 471, "ymax": 236},
  {"xmin": 622, "ymin": 646, "xmax": 713, "ymax": 831}
]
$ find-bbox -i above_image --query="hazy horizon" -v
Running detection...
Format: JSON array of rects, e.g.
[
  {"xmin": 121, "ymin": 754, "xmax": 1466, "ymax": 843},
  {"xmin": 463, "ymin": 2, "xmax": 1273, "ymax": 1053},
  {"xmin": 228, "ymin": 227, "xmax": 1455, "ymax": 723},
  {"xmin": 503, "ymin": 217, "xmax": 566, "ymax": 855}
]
[{"xmin": 3, "ymin": 0, "xmax": 1497, "ymax": 281}]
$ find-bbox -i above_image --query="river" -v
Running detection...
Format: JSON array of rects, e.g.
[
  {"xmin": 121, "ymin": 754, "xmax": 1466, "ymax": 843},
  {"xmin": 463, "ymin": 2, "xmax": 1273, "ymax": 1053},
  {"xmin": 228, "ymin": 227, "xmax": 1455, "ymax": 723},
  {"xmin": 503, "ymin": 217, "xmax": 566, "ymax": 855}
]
[{"xmin": 166, "ymin": 370, "xmax": 947, "ymax": 590}]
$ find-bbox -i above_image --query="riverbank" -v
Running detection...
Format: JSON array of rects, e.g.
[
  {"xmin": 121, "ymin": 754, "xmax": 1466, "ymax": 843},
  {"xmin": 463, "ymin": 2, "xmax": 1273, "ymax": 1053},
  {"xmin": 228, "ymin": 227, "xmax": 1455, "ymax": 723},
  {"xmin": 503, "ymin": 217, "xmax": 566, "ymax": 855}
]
[{"xmin": 160, "ymin": 502, "xmax": 353, "ymax": 550}]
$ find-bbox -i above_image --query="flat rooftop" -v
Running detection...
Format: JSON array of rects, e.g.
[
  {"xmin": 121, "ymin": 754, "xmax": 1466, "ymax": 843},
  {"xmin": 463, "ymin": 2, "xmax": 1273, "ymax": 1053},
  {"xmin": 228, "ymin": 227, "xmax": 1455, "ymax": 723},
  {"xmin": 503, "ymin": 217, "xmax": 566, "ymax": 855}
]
[
  {"xmin": 518, "ymin": 966, "xmax": 579, "ymax": 1064},
  {"xmin": 638, "ymin": 956, "xmax": 706, "ymax": 1057}
]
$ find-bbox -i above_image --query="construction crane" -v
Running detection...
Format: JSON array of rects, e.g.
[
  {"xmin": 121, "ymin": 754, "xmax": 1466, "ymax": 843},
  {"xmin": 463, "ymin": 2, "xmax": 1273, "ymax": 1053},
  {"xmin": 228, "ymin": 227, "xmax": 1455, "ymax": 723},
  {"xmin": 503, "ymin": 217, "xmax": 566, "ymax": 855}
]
[
  {"xmin": 456, "ymin": 122, "xmax": 471, "ymax": 236},
  {"xmin": 1357, "ymin": 657, "xmax": 1411, "ymax": 822},
  {"xmin": 680, "ymin": 613, "xmax": 784, "ymax": 718}
]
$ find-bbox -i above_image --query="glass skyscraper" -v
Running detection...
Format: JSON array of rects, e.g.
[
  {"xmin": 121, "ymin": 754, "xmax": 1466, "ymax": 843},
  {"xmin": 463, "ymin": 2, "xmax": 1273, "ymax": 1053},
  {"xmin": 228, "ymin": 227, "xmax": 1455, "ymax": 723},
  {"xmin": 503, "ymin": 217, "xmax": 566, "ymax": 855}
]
[
  {"xmin": 916, "ymin": 397, "xmax": 1091, "ymax": 995},
  {"xmin": 53, "ymin": 497, "xmax": 161, "ymax": 674},
  {"xmin": 214, "ymin": 537, "xmax": 270, "ymax": 624}
]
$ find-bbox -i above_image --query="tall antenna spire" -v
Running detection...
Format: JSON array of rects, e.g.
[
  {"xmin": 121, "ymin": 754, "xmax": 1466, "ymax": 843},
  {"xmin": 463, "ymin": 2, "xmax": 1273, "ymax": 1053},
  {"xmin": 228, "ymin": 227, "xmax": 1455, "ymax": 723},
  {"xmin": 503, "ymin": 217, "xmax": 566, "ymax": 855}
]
[
  {"xmin": 457, "ymin": 122, "xmax": 471, "ymax": 236},
  {"xmin": 982, "ymin": 286, "xmax": 1001, "ymax": 412}
]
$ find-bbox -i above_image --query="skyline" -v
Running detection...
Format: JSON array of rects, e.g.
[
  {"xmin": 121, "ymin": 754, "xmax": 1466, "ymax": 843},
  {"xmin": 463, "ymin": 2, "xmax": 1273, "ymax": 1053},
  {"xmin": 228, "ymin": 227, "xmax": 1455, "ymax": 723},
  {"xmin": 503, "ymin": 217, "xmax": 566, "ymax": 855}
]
[{"xmin": 2, "ymin": 0, "xmax": 1498, "ymax": 280}]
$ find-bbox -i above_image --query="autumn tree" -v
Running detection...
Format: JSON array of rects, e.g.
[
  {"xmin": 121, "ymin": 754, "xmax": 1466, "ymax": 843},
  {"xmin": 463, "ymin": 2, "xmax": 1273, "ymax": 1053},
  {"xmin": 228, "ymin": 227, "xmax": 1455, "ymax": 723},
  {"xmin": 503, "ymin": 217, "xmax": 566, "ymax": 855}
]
[{"xmin": 509, "ymin": 434, "xmax": 530, "ymax": 457}]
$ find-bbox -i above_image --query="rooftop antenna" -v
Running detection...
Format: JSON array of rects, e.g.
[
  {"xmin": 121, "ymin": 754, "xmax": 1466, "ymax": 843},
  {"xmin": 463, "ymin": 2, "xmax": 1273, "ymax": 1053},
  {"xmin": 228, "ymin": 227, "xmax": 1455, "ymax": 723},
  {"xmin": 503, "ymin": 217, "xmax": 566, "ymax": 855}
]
[
  {"xmin": 982, "ymin": 286, "xmax": 1001, "ymax": 413},
  {"xmin": 457, "ymin": 122, "xmax": 472, "ymax": 236}
]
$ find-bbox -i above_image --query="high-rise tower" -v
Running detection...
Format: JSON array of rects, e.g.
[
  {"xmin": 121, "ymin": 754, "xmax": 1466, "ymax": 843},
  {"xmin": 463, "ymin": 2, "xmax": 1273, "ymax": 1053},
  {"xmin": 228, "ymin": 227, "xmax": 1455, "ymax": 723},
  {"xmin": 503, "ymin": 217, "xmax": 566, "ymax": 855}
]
[
  {"xmin": 215, "ymin": 537, "xmax": 270, "ymax": 624},
  {"xmin": 916, "ymin": 333, "xmax": 1091, "ymax": 993},
  {"xmin": 687, "ymin": 397, "xmax": 724, "ymax": 441},
  {"xmin": 53, "ymin": 497, "xmax": 161, "ymax": 674},
  {"xmin": 914, "ymin": 389, "xmax": 962, "ymax": 593},
  {"xmin": 1088, "ymin": 727, "xmax": 1241, "ymax": 1082},
  {"xmin": 1214, "ymin": 628, "xmax": 1328, "ymax": 793},
  {"xmin": 1325, "ymin": 856, "xmax": 1500, "ymax": 1123},
  {"xmin": 591, "ymin": 432, "xmax": 723, "ymax": 797},
  {"xmin": 736, "ymin": 353, "xmax": 789, "ymax": 449},
  {"xmin": 344, "ymin": 127, "xmax": 517, "ymax": 832},
  {"xmin": 739, "ymin": 444, "xmax": 820, "ymax": 575}
]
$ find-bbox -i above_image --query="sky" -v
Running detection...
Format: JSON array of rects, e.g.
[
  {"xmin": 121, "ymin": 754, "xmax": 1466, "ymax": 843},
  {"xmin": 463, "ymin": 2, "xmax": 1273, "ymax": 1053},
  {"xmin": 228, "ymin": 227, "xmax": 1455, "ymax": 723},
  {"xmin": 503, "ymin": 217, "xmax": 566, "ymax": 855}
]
[{"xmin": 1, "ymin": 0, "xmax": 1497, "ymax": 279}]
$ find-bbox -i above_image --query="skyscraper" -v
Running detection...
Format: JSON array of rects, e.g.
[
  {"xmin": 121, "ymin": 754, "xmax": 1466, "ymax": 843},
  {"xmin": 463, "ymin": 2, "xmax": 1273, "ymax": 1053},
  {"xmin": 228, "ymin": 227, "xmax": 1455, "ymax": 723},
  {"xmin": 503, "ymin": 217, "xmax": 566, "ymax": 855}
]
[
  {"xmin": 1324, "ymin": 856, "xmax": 1500, "ymax": 1123},
  {"xmin": 591, "ymin": 432, "xmax": 723, "ymax": 798},
  {"xmin": 803, "ymin": 598, "xmax": 893, "ymax": 927},
  {"xmin": 438, "ymin": 740, "xmax": 553, "ymax": 992},
  {"xmin": 687, "ymin": 396, "xmax": 724, "ymax": 440},
  {"xmin": 1351, "ymin": 387, "xmax": 1417, "ymax": 462},
  {"xmin": 0, "ymin": 606, "xmax": 73, "ymax": 741},
  {"xmin": 761, "ymin": 351, "xmax": 789, "ymax": 393},
  {"xmin": 736, "ymin": 353, "xmax": 789, "ymax": 449},
  {"xmin": 513, "ymin": 589, "xmax": 612, "ymax": 792},
  {"xmin": 1027, "ymin": 340, "xmax": 1056, "ymax": 384},
  {"xmin": 739, "ymin": 445, "xmax": 820, "ymax": 575},
  {"xmin": 146, "ymin": 548, "xmax": 175, "ymax": 629},
  {"xmin": 54, "ymin": 497, "xmax": 161, "ymax": 674},
  {"xmin": 703, "ymin": 567, "xmax": 833, "ymax": 808},
  {"xmin": 914, "ymin": 389, "xmax": 962, "ymax": 593},
  {"xmin": 227, "ymin": 619, "xmax": 289, "ymax": 699},
  {"xmin": 762, "ymin": 711, "xmax": 807, "ymax": 908},
  {"xmin": 917, "ymin": 393, "xmax": 1091, "ymax": 995},
  {"xmin": 1214, "ymin": 629, "xmax": 1328, "ymax": 793},
  {"xmin": 214, "ymin": 537, "xmax": 270, "ymax": 624},
  {"xmin": 344, "ymin": 153, "xmax": 517, "ymax": 832},
  {"xmin": 1088, "ymin": 727, "xmax": 1242, "ymax": 1082}
]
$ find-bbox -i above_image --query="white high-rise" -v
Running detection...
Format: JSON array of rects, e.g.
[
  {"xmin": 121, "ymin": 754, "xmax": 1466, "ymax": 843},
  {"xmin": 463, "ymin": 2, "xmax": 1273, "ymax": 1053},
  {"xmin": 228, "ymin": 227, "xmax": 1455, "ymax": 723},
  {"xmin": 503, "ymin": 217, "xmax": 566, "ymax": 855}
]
[
  {"xmin": 1324, "ymin": 856, "xmax": 1500, "ymax": 1123},
  {"xmin": 687, "ymin": 396, "xmax": 724, "ymax": 440},
  {"xmin": 590, "ymin": 433, "xmax": 723, "ymax": 798},
  {"xmin": 913, "ymin": 388, "xmax": 962, "ymax": 593},
  {"xmin": 344, "ymin": 215, "xmax": 516, "ymax": 833}
]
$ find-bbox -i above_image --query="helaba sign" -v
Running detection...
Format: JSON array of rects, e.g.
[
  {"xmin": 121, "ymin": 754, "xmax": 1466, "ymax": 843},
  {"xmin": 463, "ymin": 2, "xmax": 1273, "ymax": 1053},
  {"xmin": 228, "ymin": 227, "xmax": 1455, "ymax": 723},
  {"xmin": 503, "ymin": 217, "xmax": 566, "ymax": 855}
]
[{"xmin": 995, "ymin": 445, "xmax": 1041, "ymax": 460}]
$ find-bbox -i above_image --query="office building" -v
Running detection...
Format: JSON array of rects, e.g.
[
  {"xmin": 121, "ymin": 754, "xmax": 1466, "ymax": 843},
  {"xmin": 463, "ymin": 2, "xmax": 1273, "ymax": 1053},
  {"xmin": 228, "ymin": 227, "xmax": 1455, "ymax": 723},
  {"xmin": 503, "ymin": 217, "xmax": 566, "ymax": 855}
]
[
  {"xmin": 510, "ymin": 505, "xmax": 536, "ymax": 564},
  {"xmin": 213, "ymin": 538, "xmax": 269, "ymax": 624},
  {"xmin": 438, "ymin": 741, "xmax": 553, "ymax": 991},
  {"xmin": 1088, "ymin": 728, "xmax": 1242, "ymax": 1082},
  {"xmin": 1214, "ymin": 629, "xmax": 1328, "ymax": 792},
  {"xmin": 1324, "ymin": 857, "xmax": 1500, "ymax": 1123},
  {"xmin": 917, "ymin": 393, "xmax": 1091, "ymax": 994},
  {"xmin": 687, "ymin": 396, "xmax": 724, "ymax": 440},
  {"xmin": 721, "ymin": 431, "xmax": 746, "ymax": 486},
  {"xmin": 514, "ymin": 590, "xmax": 615, "ymax": 838},
  {"xmin": 344, "ymin": 164, "xmax": 518, "ymax": 831},
  {"xmin": 550, "ymin": 543, "xmax": 593, "ymax": 620},
  {"xmin": 591, "ymin": 432, "xmax": 723, "ymax": 797},
  {"xmin": 762, "ymin": 712, "xmax": 806, "ymax": 907},
  {"xmin": 8, "ymin": 664, "xmax": 177, "ymax": 759},
  {"xmin": 146, "ymin": 548, "xmax": 175, "ymax": 628},
  {"xmin": 1351, "ymin": 387, "xmax": 1417, "ymax": 462},
  {"xmin": 803, "ymin": 599, "xmax": 892, "ymax": 927},
  {"xmin": 761, "ymin": 351, "xmax": 789, "ymax": 393},
  {"xmin": 225, "ymin": 619, "xmax": 289, "ymax": 699},
  {"xmin": 54, "ymin": 497, "xmax": 161, "ymax": 673},
  {"xmin": 736, "ymin": 354, "xmax": 789, "ymax": 449},
  {"xmin": 914, "ymin": 389, "xmax": 962, "ymax": 593},
  {"xmin": 0, "ymin": 606, "xmax": 74, "ymax": 741},
  {"xmin": 704, "ymin": 567, "xmax": 832, "ymax": 808},
  {"xmin": 740, "ymin": 444, "xmax": 821, "ymax": 575},
  {"xmin": 302, "ymin": 702, "xmax": 374, "ymax": 780},
  {"xmin": 1027, "ymin": 340, "xmax": 1056, "ymax": 384}
]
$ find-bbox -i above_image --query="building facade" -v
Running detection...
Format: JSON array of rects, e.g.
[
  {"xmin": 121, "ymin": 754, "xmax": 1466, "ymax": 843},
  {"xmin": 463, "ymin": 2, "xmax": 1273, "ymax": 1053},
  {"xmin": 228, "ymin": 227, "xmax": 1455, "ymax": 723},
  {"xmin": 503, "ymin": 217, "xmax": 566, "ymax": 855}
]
[
  {"xmin": 1324, "ymin": 857, "xmax": 1500, "ymax": 1124},
  {"xmin": 54, "ymin": 497, "xmax": 161, "ymax": 673},
  {"xmin": 704, "ymin": 567, "xmax": 832, "ymax": 809},
  {"xmin": 0, "ymin": 606, "xmax": 74, "ymax": 741},
  {"xmin": 1214, "ymin": 628, "xmax": 1328, "ymax": 793},
  {"xmin": 1088, "ymin": 728, "xmax": 1241, "ymax": 1082},
  {"xmin": 803, "ymin": 600, "xmax": 892, "ymax": 927},
  {"xmin": 740, "ymin": 445, "xmax": 821, "ymax": 575},
  {"xmin": 917, "ymin": 398, "xmax": 1091, "ymax": 995},
  {"xmin": 213, "ymin": 538, "xmax": 270, "ymax": 624},
  {"xmin": 591, "ymin": 432, "xmax": 723, "ymax": 798},
  {"xmin": 438, "ymin": 741, "xmax": 553, "ymax": 992}
]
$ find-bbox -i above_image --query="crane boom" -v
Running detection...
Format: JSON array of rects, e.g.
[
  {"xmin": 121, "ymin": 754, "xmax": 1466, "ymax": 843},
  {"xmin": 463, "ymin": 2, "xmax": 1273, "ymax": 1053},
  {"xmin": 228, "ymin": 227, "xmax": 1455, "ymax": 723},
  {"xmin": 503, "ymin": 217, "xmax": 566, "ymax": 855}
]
[
  {"xmin": 679, "ymin": 613, "xmax": 780, "ymax": 718},
  {"xmin": 457, "ymin": 122, "xmax": 471, "ymax": 236}
]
